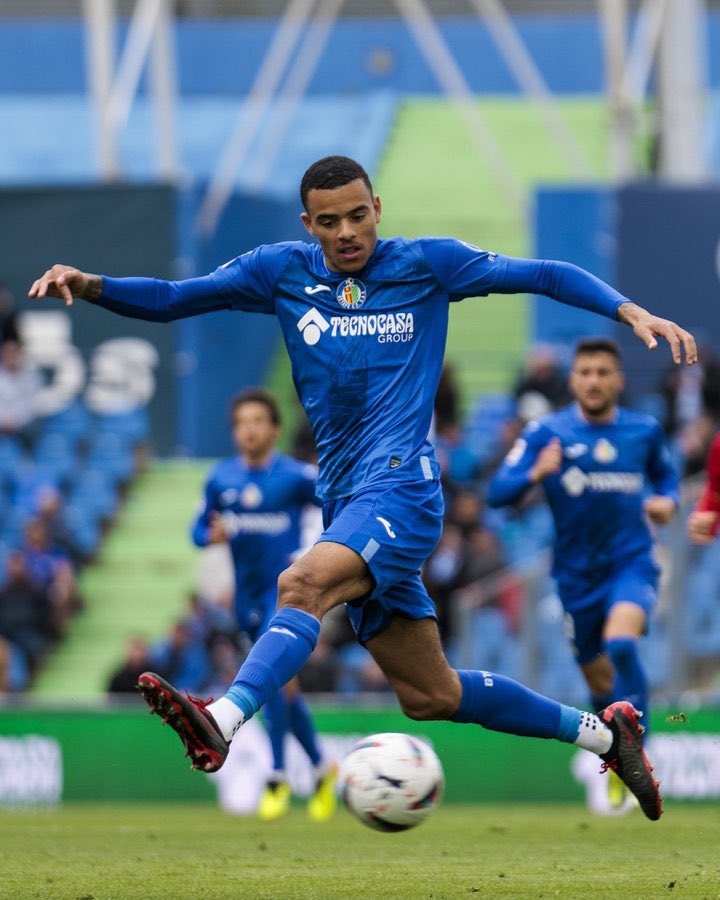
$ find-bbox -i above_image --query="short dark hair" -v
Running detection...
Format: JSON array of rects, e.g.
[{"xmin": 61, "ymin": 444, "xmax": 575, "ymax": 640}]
[
  {"xmin": 230, "ymin": 388, "xmax": 281, "ymax": 426},
  {"xmin": 574, "ymin": 337, "xmax": 622, "ymax": 365},
  {"xmin": 300, "ymin": 156, "xmax": 373, "ymax": 209}
]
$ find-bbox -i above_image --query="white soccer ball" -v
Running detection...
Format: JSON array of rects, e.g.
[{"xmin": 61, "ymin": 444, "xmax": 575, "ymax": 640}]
[{"xmin": 339, "ymin": 732, "xmax": 444, "ymax": 832}]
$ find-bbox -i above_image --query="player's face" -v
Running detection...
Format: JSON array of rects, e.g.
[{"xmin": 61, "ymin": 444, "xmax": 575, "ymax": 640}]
[
  {"xmin": 570, "ymin": 351, "xmax": 625, "ymax": 417},
  {"xmin": 232, "ymin": 402, "xmax": 279, "ymax": 460},
  {"xmin": 301, "ymin": 179, "xmax": 381, "ymax": 273}
]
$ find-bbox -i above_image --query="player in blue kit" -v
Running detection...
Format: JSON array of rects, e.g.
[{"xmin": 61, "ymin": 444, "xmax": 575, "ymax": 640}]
[
  {"xmin": 487, "ymin": 338, "xmax": 677, "ymax": 811},
  {"xmin": 30, "ymin": 156, "xmax": 697, "ymax": 821},
  {"xmin": 191, "ymin": 387, "xmax": 334, "ymax": 821}
]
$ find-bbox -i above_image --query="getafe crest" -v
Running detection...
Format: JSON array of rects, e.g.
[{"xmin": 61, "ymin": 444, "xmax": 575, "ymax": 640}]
[
  {"xmin": 336, "ymin": 278, "xmax": 367, "ymax": 310},
  {"xmin": 592, "ymin": 438, "xmax": 618, "ymax": 464}
]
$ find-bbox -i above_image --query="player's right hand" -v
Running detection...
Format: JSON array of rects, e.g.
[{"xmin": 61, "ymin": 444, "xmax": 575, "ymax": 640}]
[
  {"xmin": 687, "ymin": 510, "xmax": 719, "ymax": 545},
  {"xmin": 28, "ymin": 264, "xmax": 97, "ymax": 307},
  {"xmin": 207, "ymin": 511, "xmax": 230, "ymax": 544},
  {"xmin": 530, "ymin": 436, "xmax": 563, "ymax": 483}
]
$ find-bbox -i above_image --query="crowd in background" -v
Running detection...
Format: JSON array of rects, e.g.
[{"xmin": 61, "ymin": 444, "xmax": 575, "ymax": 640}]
[{"xmin": 1, "ymin": 274, "xmax": 718, "ymax": 697}]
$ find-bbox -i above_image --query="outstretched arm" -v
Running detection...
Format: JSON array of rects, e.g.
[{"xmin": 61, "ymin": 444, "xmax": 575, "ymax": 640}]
[
  {"xmin": 487, "ymin": 429, "xmax": 561, "ymax": 507},
  {"xmin": 29, "ymin": 264, "xmax": 230, "ymax": 323}
]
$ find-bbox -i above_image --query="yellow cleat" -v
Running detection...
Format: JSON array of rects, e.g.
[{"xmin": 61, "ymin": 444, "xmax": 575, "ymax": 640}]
[
  {"xmin": 307, "ymin": 764, "xmax": 338, "ymax": 823},
  {"xmin": 258, "ymin": 780, "xmax": 292, "ymax": 822},
  {"xmin": 608, "ymin": 769, "xmax": 630, "ymax": 811}
]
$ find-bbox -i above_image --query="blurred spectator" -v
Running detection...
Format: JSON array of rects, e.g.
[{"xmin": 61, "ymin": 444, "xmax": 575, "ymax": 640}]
[
  {"xmin": 434, "ymin": 362, "xmax": 460, "ymax": 431},
  {"xmin": 0, "ymin": 340, "xmax": 43, "ymax": 447},
  {"xmin": 0, "ymin": 551, "xmax": 53, "ymax": 673},
  {"xmin": 20, "ymin": 517, "xmax": 79, "ymax": 637},
  {"xmin": 149, "ymin": 619, "xmax": 211, "ymax": 694},
  {"xmin": 513, "ymin": 343, "xmax": 570, "ymax": 421},
  {"xmin": 677, "ymin": 413, "xmax": 717, "ymax": 478},
  {"xmin": 290, "ymin": 410, "xmax": 318, "ymax": 464},
  {"xmin": 450, "ymin": 488, "xmax": 484, "ymax": 535},
  {"xmin": 202, "ymin": 633, "xmax": 242, "ymax": 696},
  {"xmin": 435, "ymin": 422, "xmax": 480, "ymax": 488},
  {"xmin": 298, "ymin": 632, "xmax": 339, "ymax": 693},
  {"xmin": 35, "ymin": 485, "xmax": 88, "ymax": 568},
  {"xmin": 423, "ymin": 522, "xmax": 466, "ymax": 639},
  {"xmin": 658, "ymin": 344, "xmax": 720, "ymax": 437},
  {"xmin": 0, "ymin": 282, "xmax": 19, "ymax": 345},
  {"xmin": 107, "ymin": 636, "xmax": 152, "ymax": 694}
]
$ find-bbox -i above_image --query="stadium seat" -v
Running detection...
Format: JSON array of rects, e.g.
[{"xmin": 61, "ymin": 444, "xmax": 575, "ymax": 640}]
[
  {"xmin": 86, "ymin": 432, "xmax": 136, "ymax": 487},
  {"xmin": 0, "ymin": 437, "xmax": 25, "ymax": 492},
  {"xmin": 33, "ymin": 432, "xmax": 78, "ymax": 487},
  {"xmin": 67, "ymin": 469, "xmax": 119, "ymax": 525},
  {"xmin": 95, "ymin": 407, "xmax": 150, "ymax": 446},
  {"xmin": 40, "ymin": 401, "xmax": 93, "ymax": 445}
]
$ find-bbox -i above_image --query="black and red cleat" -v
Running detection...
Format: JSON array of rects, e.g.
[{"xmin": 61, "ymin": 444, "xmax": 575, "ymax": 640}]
[
  {"xmin": 136, "ymin": 672, "xmax": 229, "ymax": 773},
  {"xmin": 599, "ymin": 700, "xmax": 662, "ymax": 821}
]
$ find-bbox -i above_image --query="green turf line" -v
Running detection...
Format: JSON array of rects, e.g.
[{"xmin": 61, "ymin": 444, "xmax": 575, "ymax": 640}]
[{"xmin": 31, "ymin": 461, "xmax": 210, "ymax": 698}]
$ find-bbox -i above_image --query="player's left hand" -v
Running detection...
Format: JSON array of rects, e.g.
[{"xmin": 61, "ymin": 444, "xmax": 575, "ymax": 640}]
[
  {"xmin": 644, "ymin": 495, "xmax": 676, "ymax": 525},
  {"xmin": 617, "ymin": 303, "xmax": 697, "ymax": 365}
]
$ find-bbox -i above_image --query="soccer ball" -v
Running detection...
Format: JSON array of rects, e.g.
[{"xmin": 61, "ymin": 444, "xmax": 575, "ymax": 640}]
[{"xmin": 339, "ymin": 732, "xmax": 444, "ymax": 832}]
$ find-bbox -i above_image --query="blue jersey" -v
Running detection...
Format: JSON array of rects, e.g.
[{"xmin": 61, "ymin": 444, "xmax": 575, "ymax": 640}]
[
  {"xmin": 487, "ymin": 404, "xmax": 678, "ymax": 579},
  {"xmin": 97, "ymin": 237, "xmax": 628, "ymax": 500},
  {"xmin": 191, "ymin": 451, "xmax": 318, "ymax": 602}
]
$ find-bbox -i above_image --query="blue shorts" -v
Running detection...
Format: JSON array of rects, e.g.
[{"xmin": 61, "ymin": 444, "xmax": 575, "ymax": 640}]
[
  {"xmin": 556, "ymin": 556, "xmax": 658, "ymax": 665},
  {"xmin": 318, "ymin": 478, "xmax": 444, "ymax": 643}
]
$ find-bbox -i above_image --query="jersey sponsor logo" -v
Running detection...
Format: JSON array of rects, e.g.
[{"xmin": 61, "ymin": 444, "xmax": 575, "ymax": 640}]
[
  {"xmin": 219, "ymin": 510, "xmax": 291, "ymax": 536},
  {"xmin": 564, "ymin": 443, "xmax": 589, "ymax": 459},
  {"xmin": 336, "ymin": 278, "xmax": 367, "ymax": 310},
  {"xmin": 304, "ymin": 284, "xmax": 331, "ymax": 295},
  {"xmin": 376, "ymin": 516, "xmax": 396, "ymax": 539},
  {"xmin": 296, "ymin": 308, "xmax": 415, "ymax": 345},
  {"xmin": 592, "ymin": 438, "xmax": 618, "ymax": 463},
  {"xmin": 240, "ymin": 483, "xmax": 263, "ymax": 509},
  {"xmin": 560, "ymin": 465, "xmax": 643, "ymax": 498},
  {"xmin": 297, "ymin": 307, "xmax": 331, "ymax": 345}
]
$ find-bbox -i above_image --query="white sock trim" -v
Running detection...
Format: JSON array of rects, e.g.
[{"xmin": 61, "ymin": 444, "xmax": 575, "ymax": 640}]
[
  {"xmin": 574, "ymin": 710, "xmax": 613, "ymax": 755},
  {"xmin": 207, "ymin": 696, "xmax": 245, "ymax": 743}
]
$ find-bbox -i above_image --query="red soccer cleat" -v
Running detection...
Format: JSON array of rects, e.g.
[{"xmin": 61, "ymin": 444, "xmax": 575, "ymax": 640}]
[
  {"xmin": 599, "ymin": 701, "xmax": 662, "ymax": 821},
  {"xmin": 136, "ymin": 672, "xmax": 229, "ymax": 773}
]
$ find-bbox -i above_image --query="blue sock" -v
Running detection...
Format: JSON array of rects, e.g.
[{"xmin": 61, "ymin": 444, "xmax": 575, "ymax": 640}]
[
  {"xmin": 225, "ymin": 608, "xmax": 320, "ymax": 721},
  {"xmin": 288, "ymin": 694, "xmax": 322, "ymax": 767},
  {"xmin": 604, "ymin": 637, "xmax": 649, "ymax": 731},
  {"xmin": 451, "ymin": 669, "xmax": 582, "ymax": 743},
  {"xmin": 262, "ymin": 690, "xmax": 289, "ymax": 773}
]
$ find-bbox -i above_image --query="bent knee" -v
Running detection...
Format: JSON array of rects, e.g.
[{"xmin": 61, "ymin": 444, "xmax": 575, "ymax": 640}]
[
  {"xmin": 397, "ymin": 688, "xmax": 457, "ymax": 722},
  {"xmin": 277, "ymin": 565, "xmax": 325, "ymax": 617}
]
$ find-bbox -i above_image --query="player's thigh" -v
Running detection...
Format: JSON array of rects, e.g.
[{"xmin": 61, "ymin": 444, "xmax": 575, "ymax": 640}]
[
  {"xmin": 277, "ymin": 540, "xmax": 374, "ymax": 619},
  {"xmin": 604, "ymin": 560, "xmax": 657, "ymax": 639},
  {"xmin": 367, "ymin": 616, "xmax": 461, "ymax": 720}
]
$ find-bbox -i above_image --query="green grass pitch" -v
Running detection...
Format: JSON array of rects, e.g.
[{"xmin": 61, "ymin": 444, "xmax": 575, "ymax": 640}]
[{"xmin": 1, "ymin": 803, "xmax": 718, "ymax": 899}]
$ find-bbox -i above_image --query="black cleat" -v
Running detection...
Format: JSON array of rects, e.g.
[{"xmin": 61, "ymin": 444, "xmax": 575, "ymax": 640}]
[
  {"xmin": 136, "ymin": 672, "xmax": 229, "ymax": 773},
  {"xmin": 599, "ymin": 701, "xmax": 662, "ymax": 821}
]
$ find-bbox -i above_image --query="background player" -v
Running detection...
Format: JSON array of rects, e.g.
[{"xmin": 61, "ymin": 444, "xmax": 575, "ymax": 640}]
[
  {"xmin": 192, "ymin": 387, "xmax": 334, "ymax": 822},
  {"xmin": 687, "ymin": 431, "xmax": 720, "ymax": 545},
  {"xmin": 30, "ymin": 155, "xmax": 697, "ymax": 822},
  {"xmin": 488, "ymin": 338, "xmax": 677, "ymax": 809}
]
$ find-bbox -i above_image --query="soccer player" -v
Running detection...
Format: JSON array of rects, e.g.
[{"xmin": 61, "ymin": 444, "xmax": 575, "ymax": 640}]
[
  {"xmin": 687, "ymin": 432, "xmax": 720, "ymax": 545},
  {"xmin": 488, "ymin": 338, "xmax": 678, "ymax": 810},
  {"xmin": 191, "ymin": 387, "xmax": 334, "ymax": 821},
  {"xmin": 30, "ymin": 155, "xmax": 697, "ymax": 822}
]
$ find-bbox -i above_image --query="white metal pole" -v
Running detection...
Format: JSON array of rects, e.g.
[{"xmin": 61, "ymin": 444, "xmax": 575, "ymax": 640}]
[
  {"xmin": 598, "ymin": 0, "xmax": 634, "ymax": 180},
  {"xmin": 196, "ymin": 0, "xmax": 317, "ymax": 238},
  {"xmin": 243, "ymin": 0, "xmax": 345, "ymax": 194},
  {"xmin": 83, "ymin": 0, "xmax": 120, "ymax": 179},
  {"xmin": 150, "ymin": 0, "xmax": 179, "ymax": 180},
  {"xmin": 658, "ymin": 0, "xmax": 708, "ymax": 181},
  {"xmin": 395, "ymin": 0, "xmax": 526, "ymax": 219},
  {"xmin": 107, "ymin": 0, "xmax": 164, "ymax": 135},
  {"xmin": 469, "ymin": 0, "xmax": 593, "ymax": 179}
]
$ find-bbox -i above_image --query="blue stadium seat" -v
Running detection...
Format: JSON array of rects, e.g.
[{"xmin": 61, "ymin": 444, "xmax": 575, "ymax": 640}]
[
  {"xmin": 33, "ymin": 432, "xmax": 78, "ymax": 487},
  {"xmin": 0, "ymin": 436, "xmax": 25, "ymax": 492},
  {"xmin": 86, "ymin": 432, "xmax": 136, "ymax": 487},
  {"xmin": 95, "ymin": 407, "xmax": 150, "ymax": 446},
  {"xmin": 62, "ymin": 504, "xmax": 102, "ymax": 558},
  {"xmin": 67, "ymin": 469, "xmax": 119, "ymax": 524},
  {"xmin": 40, "ymin": 401, "xmax": 93, "ymax": 445}
]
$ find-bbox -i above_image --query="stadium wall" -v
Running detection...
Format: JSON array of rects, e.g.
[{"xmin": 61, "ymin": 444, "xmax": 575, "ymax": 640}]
[
  {"xmin": 1, "ymin": 183, "xmax": 299, "ymax": 456},
  {"xmin": 3, "ymin": 14, "xmax": 720, "ymax": 95},
  {"xmin": 1, "ymin": 706, "xmax": 719, "ymax": 808}
]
